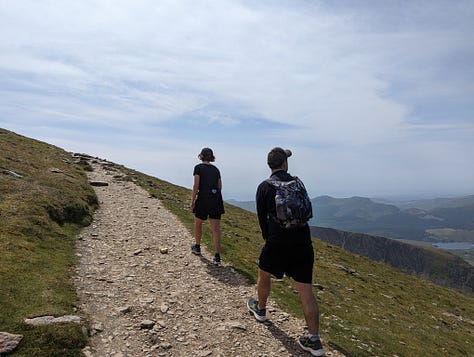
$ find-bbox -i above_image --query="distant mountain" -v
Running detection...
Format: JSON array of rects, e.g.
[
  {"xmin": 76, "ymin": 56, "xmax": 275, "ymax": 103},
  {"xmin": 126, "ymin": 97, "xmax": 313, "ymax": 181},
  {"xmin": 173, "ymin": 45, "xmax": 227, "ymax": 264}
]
[
  {"xmin": 228, "ymin": 194, "xmax": 474, "ymax": 243},
  {"xmin": 373, "ymin": 195, "xmax": 474, "ymax": 210},
  {"xmin": 310, "ymin": 195, "xmax": 474, "ymax": 242},
  {"xmin": 226, "ymin": 199, "xmax": 255, "ymax": 213}
]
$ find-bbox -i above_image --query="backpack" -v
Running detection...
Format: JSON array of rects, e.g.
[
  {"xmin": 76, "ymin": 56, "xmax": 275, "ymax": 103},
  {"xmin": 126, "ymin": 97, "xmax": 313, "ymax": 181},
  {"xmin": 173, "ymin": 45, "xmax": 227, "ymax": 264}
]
[{"xmin": 266, "ymin": 175, "xmax": 313, "ymax": 229}]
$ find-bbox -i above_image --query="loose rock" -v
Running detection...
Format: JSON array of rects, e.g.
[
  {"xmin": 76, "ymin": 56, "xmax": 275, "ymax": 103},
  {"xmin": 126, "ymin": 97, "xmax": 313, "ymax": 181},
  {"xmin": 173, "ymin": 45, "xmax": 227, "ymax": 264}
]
[
  {"xmin": 0, "ymin": 332, "xmax": 23, "ymax": 354},
  {"xmin": 24, "ymin": 315, "xmax": 81, "ymax": 326}
]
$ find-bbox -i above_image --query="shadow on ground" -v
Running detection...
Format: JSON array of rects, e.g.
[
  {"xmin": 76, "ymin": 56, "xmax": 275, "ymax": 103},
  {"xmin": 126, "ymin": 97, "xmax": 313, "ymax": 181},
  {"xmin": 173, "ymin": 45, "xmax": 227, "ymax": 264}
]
[
  {"xmin": 264, "ymin": 320, "xmax": 309, "ymax": 356},
  {"xmin": 197, "ymin": 254, "xmax": 251, "ymax": 287}
]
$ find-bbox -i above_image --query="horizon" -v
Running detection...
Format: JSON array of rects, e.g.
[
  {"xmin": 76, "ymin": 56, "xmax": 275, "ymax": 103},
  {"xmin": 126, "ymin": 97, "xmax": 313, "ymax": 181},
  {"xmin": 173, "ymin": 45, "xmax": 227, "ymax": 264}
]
[
  {"xmin": 1, "ymin": 1, "xmax": 473, "ymax": 201},
  {"xmin": 225, "ymin": 192, "xmax": 474, "ymax": 203}
]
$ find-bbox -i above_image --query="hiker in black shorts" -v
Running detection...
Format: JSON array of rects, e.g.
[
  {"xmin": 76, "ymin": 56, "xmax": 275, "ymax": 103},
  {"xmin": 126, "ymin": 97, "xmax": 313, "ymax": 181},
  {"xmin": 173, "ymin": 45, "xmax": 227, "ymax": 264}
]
[
  {"xmin": 247, "ymin": 147, "xmax": 325, "ymax": 357},
  {"xmin": 190, "ymin": 148, "xmax": 225, "ymax": 265}
]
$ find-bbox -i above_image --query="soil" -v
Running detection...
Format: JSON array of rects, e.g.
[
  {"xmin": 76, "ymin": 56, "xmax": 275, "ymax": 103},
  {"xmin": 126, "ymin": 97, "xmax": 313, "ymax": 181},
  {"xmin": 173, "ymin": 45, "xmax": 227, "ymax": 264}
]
[{"xmin": 74, "ymin": 160, "xmax": 345, "ymax": 356}]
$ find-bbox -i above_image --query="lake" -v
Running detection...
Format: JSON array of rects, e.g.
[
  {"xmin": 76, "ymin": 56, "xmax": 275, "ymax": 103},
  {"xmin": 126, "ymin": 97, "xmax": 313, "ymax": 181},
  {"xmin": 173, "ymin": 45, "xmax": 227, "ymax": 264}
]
[{"xmin": 432, "ymin": 242, "xmax": 474, "ymax": 250}]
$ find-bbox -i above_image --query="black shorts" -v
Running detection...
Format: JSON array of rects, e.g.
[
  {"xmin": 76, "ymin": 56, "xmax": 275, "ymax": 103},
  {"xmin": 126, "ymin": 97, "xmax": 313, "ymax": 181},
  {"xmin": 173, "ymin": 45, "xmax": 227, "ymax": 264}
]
[
  {"xmin": 258, "ymin": 241, "xmax": 314, "ymax": 284},
  {"xmin": 193, "ymin": 196, "xmax": 224, "ymax": 220}
]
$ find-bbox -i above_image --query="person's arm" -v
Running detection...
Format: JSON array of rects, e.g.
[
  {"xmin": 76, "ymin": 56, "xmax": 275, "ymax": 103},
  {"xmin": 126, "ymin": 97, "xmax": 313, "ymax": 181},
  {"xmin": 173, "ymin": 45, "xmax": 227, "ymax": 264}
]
[
  {"xmin": 256, "ymin": 182, "xmax": 269, "ymax": 240},
  {"xmin": 217, "ymin": 178, "xmax": 222, "ymax": 191},
  {"xmin": 190, "ymin": 174, "xmax": 200, "ymax": 211}
]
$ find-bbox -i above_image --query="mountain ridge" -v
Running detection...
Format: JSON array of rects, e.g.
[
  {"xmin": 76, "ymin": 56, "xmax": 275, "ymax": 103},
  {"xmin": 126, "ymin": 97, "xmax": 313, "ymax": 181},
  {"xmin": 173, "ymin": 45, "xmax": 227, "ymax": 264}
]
[
  {"xmin": 2, "ymin": 127, "xmax": 474, "ymax": 356},
  {"xmin": 228, "ymin": 194, "xmax": 474, "ymax": 243},
  {"xmin": 310, "ymin": 226, "xmax": 474, "ymax": 295},
  {"xmin": 310, "ymin": 195, "xmax": 474, "ymax": 240}
]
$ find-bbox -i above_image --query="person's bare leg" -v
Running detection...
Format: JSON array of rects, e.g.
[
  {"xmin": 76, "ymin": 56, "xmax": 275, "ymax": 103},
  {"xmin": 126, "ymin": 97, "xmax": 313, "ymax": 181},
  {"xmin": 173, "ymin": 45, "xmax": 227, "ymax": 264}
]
[
  {"xmin": 209, "ymin": 218, "xmax": 221, "ymax": 254},
  {"xmin": 257, "ymin": 269, "xmax": 272, "ymax": 310},
  {"xmin": 194, "ymin": 218, "xmax": 203, "ymax": 245},
  {"xmin": 294, "ymin": 281, "xmax": 320, "ymax": 335}
]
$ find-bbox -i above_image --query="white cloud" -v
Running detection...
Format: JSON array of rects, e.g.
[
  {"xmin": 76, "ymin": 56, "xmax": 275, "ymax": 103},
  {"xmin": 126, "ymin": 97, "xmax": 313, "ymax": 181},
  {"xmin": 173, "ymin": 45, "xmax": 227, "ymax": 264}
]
[{"xmin": 1, "ymin": 0, "xmax": 473, "ymax": 200}]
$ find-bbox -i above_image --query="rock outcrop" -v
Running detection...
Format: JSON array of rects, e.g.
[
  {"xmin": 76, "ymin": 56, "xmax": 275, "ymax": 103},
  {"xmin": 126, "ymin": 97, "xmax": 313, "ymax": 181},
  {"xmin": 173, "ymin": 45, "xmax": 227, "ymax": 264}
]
[{"xmin": 311, "ymin": 226, "xmax": 474, "ymax": 295}]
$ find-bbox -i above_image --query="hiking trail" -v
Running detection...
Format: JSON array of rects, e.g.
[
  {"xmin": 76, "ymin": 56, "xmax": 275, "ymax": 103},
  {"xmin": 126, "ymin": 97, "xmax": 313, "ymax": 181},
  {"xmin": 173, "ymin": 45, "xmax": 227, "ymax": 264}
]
[{"xmin": 74, "ymin": 160, "xmax": 344, "ymax": 356}]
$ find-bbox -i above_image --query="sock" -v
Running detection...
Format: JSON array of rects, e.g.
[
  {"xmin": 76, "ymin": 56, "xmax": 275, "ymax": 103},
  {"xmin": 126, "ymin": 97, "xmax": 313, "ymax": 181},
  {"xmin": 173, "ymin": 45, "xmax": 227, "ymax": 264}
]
[{"xmin": 308, "ymin": 333, "xmax": 320, "ymax": 342}]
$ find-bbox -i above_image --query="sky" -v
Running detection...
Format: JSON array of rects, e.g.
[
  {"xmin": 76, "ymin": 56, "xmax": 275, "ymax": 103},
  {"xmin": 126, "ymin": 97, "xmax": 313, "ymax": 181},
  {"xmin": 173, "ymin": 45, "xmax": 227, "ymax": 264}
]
[{"xmin": 1, "ymin": 0, "xmax": 473, "ymax": 201}]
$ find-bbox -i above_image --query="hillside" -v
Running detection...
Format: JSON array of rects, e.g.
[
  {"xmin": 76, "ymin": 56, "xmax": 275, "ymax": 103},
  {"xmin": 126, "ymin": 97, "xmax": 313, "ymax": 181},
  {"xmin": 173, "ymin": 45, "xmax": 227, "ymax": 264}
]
[
  {"xmin": 0, "ymin": 128, "xmax": 98, "ymax": 355},
  {"xmin": 118, "ymin": 165, "xmax": 474, "ymax": 356},
  {"xmin": 229, "ymin": 195, "xmax": 474, "ymax": 265},
  {"xmin": 374, "ymin": 195, "xmax": 474, "ymax": 210},
  {"xmin": 311, "ymin": 226, "xmax": 474, "ymax": 295},
  {"xmin": 310, "ymin": 195, "xmax": 474, "ymax": 241},
  {"xmin": 1, "ymin": 127, "xmax": 474, "ymax": 356},
  {"xmin": 226, "ymin": 199, "xmax": 256, "ymax": 213}
]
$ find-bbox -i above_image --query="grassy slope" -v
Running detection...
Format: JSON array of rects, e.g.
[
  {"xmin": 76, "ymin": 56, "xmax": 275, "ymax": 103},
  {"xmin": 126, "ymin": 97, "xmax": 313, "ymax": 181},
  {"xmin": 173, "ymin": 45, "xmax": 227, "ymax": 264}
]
[
  {"xmin": 1, "ymin": 128, "xmax": 473, "ymax": 356},
  {"xmin": 118, "ymin": 165, "xmax": 474, "ymax": 357},
  {"xmin": 0, "ymin": 129, "xmax": 97, "ymax": 356}
]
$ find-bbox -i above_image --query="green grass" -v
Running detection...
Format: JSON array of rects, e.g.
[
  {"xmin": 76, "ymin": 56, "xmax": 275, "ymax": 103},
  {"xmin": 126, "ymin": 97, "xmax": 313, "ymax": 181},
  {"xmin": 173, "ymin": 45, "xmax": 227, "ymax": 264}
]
[
  {"xmin": 1, "ymin": 127, "xmax": 473, "ymax": 356},
  {"xmin": 0, "ymin": 128, "xmax": 97, "ymax": 356},
  {"xmin": 118, "ymin": 165, "xmax": 474, "ymax": 357}
]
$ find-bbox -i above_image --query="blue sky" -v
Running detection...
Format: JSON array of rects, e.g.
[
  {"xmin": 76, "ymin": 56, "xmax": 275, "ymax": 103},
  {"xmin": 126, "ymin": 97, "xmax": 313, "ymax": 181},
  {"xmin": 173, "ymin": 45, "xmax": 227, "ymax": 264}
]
[{"xmin": 1, "ymin": 0, "xmax": 473, "ymax": 200}]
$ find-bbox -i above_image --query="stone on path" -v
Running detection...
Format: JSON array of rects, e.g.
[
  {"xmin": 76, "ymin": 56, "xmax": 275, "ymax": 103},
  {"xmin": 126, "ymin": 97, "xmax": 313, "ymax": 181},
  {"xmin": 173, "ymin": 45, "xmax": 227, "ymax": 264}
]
[
  {"xmin": 0, "ymin": 332, "xmax": 23, "ymax": 354},
  {"xmin": 89, "ymin": 181, "xmax": 109, "ymax": 187},
  {"xmin": 139, "ymin": 320, "xmax": 155, "ymax": 329}
]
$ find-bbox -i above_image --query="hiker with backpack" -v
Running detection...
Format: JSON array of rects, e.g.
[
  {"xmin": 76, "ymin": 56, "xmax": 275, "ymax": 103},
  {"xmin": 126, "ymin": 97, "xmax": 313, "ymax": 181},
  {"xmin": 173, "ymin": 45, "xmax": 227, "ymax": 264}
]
[
  {"xmin": 190, "ymin": 147, "xmax": 225, "ymax": 265},
  {"xmin": 247, "ymin": 147, "xmax": 325, "ymax": 357}
]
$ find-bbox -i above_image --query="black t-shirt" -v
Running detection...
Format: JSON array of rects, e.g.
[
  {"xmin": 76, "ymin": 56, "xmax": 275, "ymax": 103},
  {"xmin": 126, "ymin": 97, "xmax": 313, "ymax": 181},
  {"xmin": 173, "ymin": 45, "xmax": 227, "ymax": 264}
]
[
  {"xmin": 193, "ymin": 163, "xmax": 221, "ymax": 197},
  {"xmin": 256, "ymin": 169, "xmax": 311, "ymax": 244}
]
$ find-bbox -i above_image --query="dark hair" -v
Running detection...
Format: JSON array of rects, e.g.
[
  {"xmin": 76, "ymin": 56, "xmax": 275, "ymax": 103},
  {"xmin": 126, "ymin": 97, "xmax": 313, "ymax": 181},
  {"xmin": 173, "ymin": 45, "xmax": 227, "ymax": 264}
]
[
  {"xmin": 199, "ymin": 147, "xmax": 215, "ymax": 162},
  {"xmin": 267, "ymin": 147, "xmax": 292, "ymax": 169}
]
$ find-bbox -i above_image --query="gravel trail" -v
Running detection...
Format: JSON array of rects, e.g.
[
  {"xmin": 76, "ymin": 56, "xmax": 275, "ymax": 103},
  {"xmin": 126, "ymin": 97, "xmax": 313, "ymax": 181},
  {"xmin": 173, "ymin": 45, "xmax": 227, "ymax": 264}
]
[{"xmin": 74, "ymin": 160, "xmax": 344, "ymax": 357}]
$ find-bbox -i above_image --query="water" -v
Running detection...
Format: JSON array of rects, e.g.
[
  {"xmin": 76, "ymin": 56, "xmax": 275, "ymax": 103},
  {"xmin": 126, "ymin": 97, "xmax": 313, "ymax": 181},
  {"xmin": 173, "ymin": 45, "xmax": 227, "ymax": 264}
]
[{"xmin": 432, "ymin": 242, "xmax": 474, "ymax": 250}]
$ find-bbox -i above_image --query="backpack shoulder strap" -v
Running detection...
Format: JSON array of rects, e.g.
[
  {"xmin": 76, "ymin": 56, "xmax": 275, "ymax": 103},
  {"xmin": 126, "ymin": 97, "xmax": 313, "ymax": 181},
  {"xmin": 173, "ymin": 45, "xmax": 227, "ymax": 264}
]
[
  {"xmin": 266, "ymin": 174, "xmax": 280, "ymax": 186},
  {"xmin": 292, "ymin": 176, "xmax": 306, "ymax": 187}
]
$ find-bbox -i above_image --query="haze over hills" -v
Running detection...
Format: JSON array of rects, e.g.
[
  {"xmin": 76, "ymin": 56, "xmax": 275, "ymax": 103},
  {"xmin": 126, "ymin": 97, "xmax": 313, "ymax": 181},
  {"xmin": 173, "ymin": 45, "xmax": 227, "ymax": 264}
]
[
  {"xmin": 228, "ymin": 195, "xmax": 474, "ymax": 243},
  {"xmin": 310, "ymin": 195, "xmax": 474, "ymax": 242},
  {"xmin": 373, "ymin": 195, "xmax": 474, "ymax": 210}
]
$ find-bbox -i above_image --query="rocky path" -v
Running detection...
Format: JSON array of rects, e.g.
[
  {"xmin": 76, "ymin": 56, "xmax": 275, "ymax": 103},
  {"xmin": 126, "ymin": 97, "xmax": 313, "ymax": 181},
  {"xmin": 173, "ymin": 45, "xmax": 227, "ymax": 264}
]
[{"xmin": 74, "ymin": 160, "xmax": 343, "ymax": 357}]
